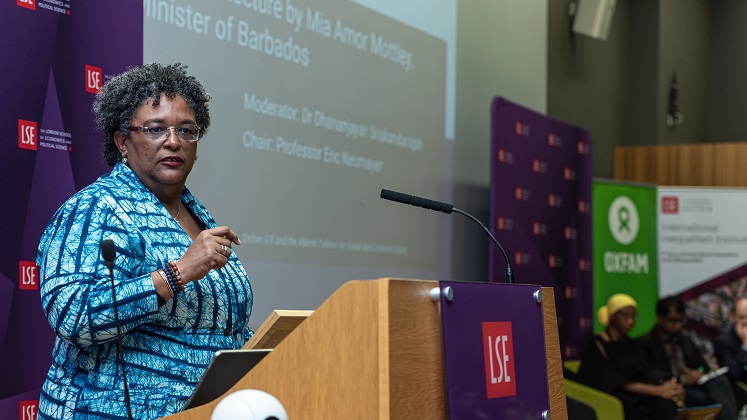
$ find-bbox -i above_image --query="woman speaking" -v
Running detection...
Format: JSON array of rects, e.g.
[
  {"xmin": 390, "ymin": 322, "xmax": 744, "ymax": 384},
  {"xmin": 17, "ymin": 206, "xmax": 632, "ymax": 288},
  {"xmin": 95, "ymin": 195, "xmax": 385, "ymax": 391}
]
[{"xmin": 36, "ymin": 63, "xmax": 253, "ymax": 419}]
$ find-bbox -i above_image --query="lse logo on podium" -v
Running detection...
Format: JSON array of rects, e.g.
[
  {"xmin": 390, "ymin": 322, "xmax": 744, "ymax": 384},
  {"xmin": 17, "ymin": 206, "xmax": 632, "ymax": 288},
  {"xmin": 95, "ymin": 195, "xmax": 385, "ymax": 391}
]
[
  {"xmin": 19, "ymin": 400, "xmax": 38, "ymax": 420},
  {"xmin": 18, "ymin": 120, "xmax": 37, "ymax": 151},
  {"xmin": 482, "ymin": 321, "xmax": 516, "ymax": 399},
  {"xmin": 19, "ymin": 261, "xmax": 39, "ymax": 290},
  {"xmin": 85, "ymin": 65, "xmax": 103, "ymax": 94}
]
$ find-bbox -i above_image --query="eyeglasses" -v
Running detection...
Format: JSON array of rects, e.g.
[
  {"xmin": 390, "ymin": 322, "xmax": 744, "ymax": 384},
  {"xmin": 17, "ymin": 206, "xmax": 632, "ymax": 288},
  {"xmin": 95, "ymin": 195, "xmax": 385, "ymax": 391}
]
[{"xmin": 128, "ymin": 124, "xmax": 202, "ymax": 142}]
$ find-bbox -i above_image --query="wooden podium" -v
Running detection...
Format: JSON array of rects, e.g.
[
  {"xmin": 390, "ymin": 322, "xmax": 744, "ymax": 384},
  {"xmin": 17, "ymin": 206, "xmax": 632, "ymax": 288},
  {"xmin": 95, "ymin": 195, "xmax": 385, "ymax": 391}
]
[{"xmin": 163, "ymin": 278, "xmax": 566, "ymax": 419}]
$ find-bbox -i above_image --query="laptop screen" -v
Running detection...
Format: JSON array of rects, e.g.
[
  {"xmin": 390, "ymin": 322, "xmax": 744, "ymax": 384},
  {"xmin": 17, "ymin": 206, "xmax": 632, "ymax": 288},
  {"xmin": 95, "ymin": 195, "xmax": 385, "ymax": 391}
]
[{"xmin": 182, "ymin": 349, "xmax": 271, "ymax": 410}]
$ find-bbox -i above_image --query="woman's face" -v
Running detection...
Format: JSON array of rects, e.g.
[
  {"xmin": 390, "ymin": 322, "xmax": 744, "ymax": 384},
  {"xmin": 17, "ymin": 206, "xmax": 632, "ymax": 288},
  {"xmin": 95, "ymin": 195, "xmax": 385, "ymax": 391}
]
[
  {"xmin": 115, "ymin": 94, "xmax": 197, "ymax": 196},
  {"xmin": 610, "ymin": 306, "xmax": 637, "ymax": 336}
]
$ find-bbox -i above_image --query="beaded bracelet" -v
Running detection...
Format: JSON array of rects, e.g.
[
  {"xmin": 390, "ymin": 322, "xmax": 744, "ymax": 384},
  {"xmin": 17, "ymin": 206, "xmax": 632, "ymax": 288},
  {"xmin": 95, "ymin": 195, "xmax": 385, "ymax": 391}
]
[
  {"xmin": 168, "ymin": 261, "xmax": 184, "ymax": 292},
  {"xmin": 161, "ymin": 262, "xmax": 180, "ymax": 296},
  {"xmin": 162, "ymin": 260, "xmax": 185, "ymax": 293},
  {"xmin": 169, "ymin": 260, "xmax": 184, "ymax": 292}
]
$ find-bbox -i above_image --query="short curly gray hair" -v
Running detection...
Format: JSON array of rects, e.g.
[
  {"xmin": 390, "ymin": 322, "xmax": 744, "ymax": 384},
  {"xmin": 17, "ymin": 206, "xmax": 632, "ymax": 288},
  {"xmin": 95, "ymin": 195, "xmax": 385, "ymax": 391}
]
[{"xmin": 93, "ymin": 62, "xmax": 211, "ymax": 166}]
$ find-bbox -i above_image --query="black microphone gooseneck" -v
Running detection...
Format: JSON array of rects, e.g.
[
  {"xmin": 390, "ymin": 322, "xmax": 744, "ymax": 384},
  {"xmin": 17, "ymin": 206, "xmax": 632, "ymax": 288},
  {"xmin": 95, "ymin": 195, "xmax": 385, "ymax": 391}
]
[
  {"xmin": 380, "ymin": 189, "xmax": 514, "ymax": 284},
  {"xmin": 101, "ymin": 239, "xmax": 133, "ymax": 420}
]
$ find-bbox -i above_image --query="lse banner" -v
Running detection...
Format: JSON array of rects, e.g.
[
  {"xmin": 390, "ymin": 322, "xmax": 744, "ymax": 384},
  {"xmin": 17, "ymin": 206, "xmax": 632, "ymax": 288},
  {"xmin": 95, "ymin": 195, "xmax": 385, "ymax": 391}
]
[
  {"xmin": 592, "ymin": 181, "xmax": 658, "ymax": 336},
  {"xmin": 0, "ymin": 2, "xmax": 141, "ymax": 418},
  {"xmin": 489, "ymin": 97, "xmax": 593, "ymax": 360}
]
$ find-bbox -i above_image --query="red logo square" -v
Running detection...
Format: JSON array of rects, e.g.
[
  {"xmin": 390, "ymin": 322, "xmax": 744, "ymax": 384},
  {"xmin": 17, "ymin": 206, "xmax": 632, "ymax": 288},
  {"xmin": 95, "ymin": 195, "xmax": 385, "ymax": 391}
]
[
  {"xmin": 483, "ymin": 321, "xmax": 516, "ymax": 399},
  {"xmin": 19, "ymin": 261, "xmax": 39, "ymax": 290},
  {"xmin": 18, "ymin": 120, "xmax": 38, "ymax": 151},
  {"xmin": 661, "ymin": 196, "xmax": 679, "ymax": 214},
  {"xmin": 85, "ymin": 65, "xmax": 103, "ymax": 94},
  {"xmin": 19, "ymin": 400, "xmax": 38, "ymax": 420},
  {"xmin": 17, "ymin": 0, "xmax": 35, "ymax": 10}
]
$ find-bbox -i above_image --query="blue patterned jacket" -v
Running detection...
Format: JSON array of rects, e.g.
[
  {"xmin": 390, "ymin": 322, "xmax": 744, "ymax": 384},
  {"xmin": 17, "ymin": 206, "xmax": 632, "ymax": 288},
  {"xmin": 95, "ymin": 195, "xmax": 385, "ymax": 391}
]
[{"xmin": 36, "ymin": 163, "xmax": 253, "ymax": 419}]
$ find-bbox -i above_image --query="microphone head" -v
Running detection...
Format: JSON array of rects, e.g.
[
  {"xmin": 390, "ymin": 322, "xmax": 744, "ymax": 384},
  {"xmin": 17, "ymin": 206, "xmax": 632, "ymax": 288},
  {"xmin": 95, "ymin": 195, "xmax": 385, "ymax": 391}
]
[
  {"xmin": 380, "ymin": 188, "xmax": 453, "ymax": 213},
  {"xmin": 101, "ymin": 239, "xmax": 117, "ymax": 263},
  {"xmin": 380, "ymin": 189, "xmax": 409, "ymax": 204}
]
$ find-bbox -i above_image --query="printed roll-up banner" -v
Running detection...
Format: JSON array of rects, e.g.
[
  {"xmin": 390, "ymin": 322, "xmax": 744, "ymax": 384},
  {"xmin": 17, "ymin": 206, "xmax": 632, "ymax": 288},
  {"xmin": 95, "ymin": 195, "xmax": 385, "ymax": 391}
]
[
  {"xmin": 592, "ymin": 181, "xmax": 658, "ymax": 337},
  {"xmin": 660, "ymin": 188, "xmax": 747, "ymax": 349},
  {"xmin": 489, "ymin": 97, "xmax": 593, "ymax": 360}
]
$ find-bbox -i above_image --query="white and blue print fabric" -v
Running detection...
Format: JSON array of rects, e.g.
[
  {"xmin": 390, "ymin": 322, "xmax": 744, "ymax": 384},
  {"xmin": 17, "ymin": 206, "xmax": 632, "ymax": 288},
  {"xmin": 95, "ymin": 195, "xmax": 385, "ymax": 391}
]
[{"xmin": 36, "ymin": 163, "xmax": 253, "ymax": 419}]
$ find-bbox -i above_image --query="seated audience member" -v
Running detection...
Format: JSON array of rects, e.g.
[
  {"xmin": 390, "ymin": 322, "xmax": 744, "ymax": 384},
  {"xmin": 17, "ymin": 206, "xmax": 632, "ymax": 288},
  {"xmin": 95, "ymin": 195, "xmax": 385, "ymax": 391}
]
[
  {"xmin": 577, "ymin": 293, "xmax": 683, "ymax": 420},
  {"xmin": 715, "ymin": 297, "xmax": 747, "ymax": 411},
  {"xmin": 638, "ymin": 296, "xmax": 736, "ymax": 419}
]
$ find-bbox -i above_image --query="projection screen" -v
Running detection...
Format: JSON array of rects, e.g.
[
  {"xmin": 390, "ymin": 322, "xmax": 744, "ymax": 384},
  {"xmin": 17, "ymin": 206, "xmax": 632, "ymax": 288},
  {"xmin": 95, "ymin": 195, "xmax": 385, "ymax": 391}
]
[{"xmin": 144, "ymin": 0, "xmax": 456, "ymax": 326}]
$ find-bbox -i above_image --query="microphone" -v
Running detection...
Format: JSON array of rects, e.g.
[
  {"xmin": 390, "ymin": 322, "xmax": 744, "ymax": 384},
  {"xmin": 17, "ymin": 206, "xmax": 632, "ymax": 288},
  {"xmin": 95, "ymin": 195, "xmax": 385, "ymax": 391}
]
[
  {"xmin": 100, "ymin": 239, "xmax": 133, "ymax": 420},
  {"xmin": 101, "ymin": 239, "xmax": 117, "ymax": 270},
  {"xmin": 380, "ymin": 189, "xmax": 514, "ymax": 284}
]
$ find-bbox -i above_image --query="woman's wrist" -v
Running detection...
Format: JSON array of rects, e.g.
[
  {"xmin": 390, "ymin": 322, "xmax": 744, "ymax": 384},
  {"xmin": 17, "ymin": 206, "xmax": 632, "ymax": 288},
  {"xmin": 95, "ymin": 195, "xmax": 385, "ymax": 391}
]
[
  {"xmin": 173, "ymin": 259, "xmax": 194, "ymax": 285},
  {"xmin": 162, "ymin": 261, "xmax": 184, "ymax": 294},
  {"xmin": 151, "ymin": 270, "xmax": 173, "ymax": 306}
]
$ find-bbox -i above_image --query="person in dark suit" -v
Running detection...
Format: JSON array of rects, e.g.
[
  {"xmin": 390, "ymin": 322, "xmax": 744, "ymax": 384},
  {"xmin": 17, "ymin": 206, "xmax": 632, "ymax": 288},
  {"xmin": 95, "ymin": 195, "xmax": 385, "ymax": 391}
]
[
  {"xmin": 714, "ymin": 297, "xmax": 747, "ymax": 412},
  {"xmin": 638, "ymin": 296, "xmax": 736, "ymax": 419}
]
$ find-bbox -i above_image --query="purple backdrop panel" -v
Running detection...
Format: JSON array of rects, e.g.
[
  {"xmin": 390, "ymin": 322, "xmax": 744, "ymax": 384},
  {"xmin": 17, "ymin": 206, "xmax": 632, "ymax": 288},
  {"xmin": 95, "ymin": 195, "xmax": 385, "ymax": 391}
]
[
  {"xmin": 0, "ymin": 1, "xmax": 142, "ymax": 417},
  {"xmin": 0, "ymin": 275, "xmax": 13, "ymax": 358},
  {"xmin": 489, "ymin": 97, "xmax": 593, "ymax": 360},
  {"xmin": 440, "ymin": 281, "xmax": 549, "ymax": 419}
]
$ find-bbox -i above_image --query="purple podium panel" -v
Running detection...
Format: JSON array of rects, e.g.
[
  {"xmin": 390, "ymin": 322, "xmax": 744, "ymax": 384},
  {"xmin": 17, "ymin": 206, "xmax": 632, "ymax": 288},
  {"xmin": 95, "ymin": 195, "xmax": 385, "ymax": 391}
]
[{"xmin": 440, "ymin": 281, "xmax": 549, "ymax": 419}]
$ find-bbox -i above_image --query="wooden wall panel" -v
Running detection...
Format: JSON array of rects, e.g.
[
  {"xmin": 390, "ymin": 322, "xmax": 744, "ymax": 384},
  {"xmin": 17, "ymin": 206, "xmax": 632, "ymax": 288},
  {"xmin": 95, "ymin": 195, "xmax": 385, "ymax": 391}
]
[{"xmin": 613, "ymin": 142, "xmax": 747, "ymax": 186}]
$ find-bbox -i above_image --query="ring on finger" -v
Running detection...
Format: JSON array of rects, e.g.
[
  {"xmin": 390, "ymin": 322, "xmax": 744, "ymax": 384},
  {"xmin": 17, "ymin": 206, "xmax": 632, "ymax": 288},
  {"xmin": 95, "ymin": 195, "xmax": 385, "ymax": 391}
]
[{"xmin": 221, "ymin": 244, "xmax": 228, "ymax": 255}]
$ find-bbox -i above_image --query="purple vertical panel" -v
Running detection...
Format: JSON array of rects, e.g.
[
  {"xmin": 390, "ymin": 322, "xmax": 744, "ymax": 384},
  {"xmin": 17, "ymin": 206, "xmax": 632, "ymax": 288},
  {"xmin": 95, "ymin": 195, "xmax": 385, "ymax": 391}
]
[
  {"xmin": 489, "ymin": 97, "xmax": 593, "ymax": 360},
  {"xmin": 0, "ymin": 275, "xmax": 14, "ymax": 362},
  {"xmin": 440, "ymin": 281, "xmax": 549, "ymax": 419},
  {"xmin": 0, "ymin": 1, "xmax": 142, "ymax": 417}
]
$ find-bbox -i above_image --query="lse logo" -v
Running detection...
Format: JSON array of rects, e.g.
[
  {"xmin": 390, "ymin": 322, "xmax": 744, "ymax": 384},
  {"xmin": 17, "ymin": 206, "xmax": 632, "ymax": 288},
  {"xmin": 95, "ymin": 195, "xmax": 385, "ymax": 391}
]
[
  {"xmin": 17, "ymin": 0, "xmax": 35, "ymax": 10},
  {"xmin": 85, "ymin": 65, "xmax": 103, "ymax": 93},
  {"xmin": 661, "ymin": 196, "xmax": 679, "ymax": 214},
  {"xmin": 19, "ymin": 261, "xmax": 38, "ymax": 290},
  {"xmin": 483, "ymin": 321, "xmax": 516, "ymax": 399},
  {"xmin": 19, "ymin": 400, "xmax": 38, "ymax": 420},
  {"xmin": 18, "ymin": 120, "xmax": 38, "ymax": 151}
]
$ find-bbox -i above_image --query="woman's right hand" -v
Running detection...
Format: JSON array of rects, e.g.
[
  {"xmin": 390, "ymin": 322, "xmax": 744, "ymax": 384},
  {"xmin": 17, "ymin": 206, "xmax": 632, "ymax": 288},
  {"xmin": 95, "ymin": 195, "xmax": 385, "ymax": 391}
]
[{"xmin": 175, "ymin": 226, "xmax": 241, "ymax": 284}]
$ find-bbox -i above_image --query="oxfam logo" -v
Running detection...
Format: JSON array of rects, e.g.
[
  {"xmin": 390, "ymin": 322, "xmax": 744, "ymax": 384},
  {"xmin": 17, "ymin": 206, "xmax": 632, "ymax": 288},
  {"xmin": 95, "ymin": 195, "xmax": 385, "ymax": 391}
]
[{"xmin": 608, "ymin": 196, "xmax": 639, "ymax": 245}]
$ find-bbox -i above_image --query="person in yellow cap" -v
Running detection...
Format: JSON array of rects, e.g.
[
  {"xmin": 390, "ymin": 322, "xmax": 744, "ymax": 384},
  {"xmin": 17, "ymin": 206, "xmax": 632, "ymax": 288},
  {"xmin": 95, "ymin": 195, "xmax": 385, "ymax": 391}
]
[{"xmin": 576, "ymin": 293, "xmax": 685, "ymax": 419}]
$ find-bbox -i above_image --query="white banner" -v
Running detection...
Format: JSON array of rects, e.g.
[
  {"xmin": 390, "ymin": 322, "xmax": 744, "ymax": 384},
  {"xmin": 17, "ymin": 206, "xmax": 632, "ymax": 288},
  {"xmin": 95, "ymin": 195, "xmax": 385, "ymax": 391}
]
[{"xmin": 658, "ymin": 187, "xmax": 747, "ymax": 295}]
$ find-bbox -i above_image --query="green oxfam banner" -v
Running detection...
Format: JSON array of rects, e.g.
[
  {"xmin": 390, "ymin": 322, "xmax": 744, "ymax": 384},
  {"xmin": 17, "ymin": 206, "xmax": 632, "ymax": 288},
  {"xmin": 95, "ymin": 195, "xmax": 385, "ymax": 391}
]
[{"xmin": 592, "ymin": 181, "xmax": 658, "ymax": 337}]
